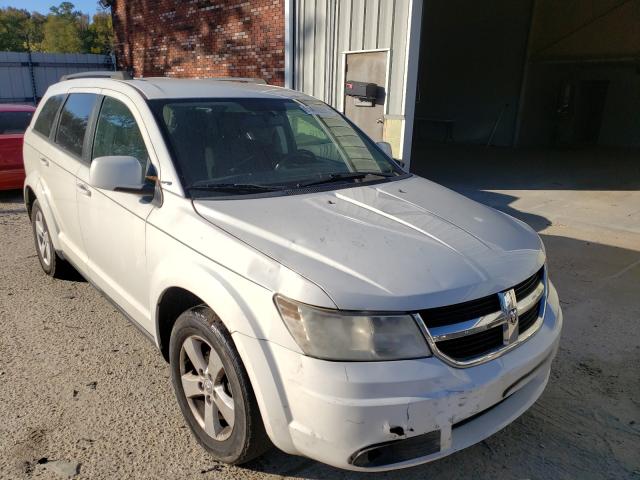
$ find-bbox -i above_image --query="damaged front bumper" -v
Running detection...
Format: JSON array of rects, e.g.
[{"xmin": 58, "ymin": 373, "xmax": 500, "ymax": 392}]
[{"xmin": 236, "ymin": 283, "xmax": 562, "ymax": 471}]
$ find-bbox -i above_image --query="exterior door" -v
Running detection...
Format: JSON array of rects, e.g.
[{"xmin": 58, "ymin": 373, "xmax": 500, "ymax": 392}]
[
  {"xmin": 76, "ymin": 93, "xmax": 156, "ymax": 330},
  {"xmin": 44, "ymin": 92, "xmax": 99, "ymax": 266},
  {"xmin": 574, "ymin": 80, "xmax": 609, "ymax": 145},
  {"xmin": 343, "ymin": 51, "xmax": 387, "ymax": 142}
]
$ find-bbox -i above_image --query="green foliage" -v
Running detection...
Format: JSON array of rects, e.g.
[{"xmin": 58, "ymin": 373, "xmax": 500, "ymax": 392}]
[
  {"xmin": 85, "ymin": 12, "xmax": 113, "ymax": 54},
  {"xmin": 41, "ymin": 14, "xmax": 83, "ymax": 52},
  {"xmin": 0, "ymin": 2, "xmax": 113, "ymax": 54},
  {"xmin": 0, "ymin": 7, "xmax": 30, "ymax": 51}
]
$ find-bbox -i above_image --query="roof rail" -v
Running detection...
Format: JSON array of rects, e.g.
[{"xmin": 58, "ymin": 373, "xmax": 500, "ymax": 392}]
[
  {"xmin": 60, "ymin": 71, "xmax": 132, "ymax": 82},
  {"xmin": 204, "ymin": 77, "xmax": 267, "ymax": 84}
]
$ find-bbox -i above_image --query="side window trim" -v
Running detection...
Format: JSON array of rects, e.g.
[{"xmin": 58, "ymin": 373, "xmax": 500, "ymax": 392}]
[
  {"xmin": 48, "ymin": 94, "xmax": 67, "ymax": 141},
  {"xmin": 31, "ymin": 93, "xmax": 67, "ymax": 143},
  {"xmin": 84, "ymin": 95, "xmax": 105, "ymax": 165},
  {"xmin": 52, "ymin": 95, "xmax": 68, "ymax": 144},
  {"xmin": 53, "ymin": 93, "xmax": 101, "ymax": 162}
]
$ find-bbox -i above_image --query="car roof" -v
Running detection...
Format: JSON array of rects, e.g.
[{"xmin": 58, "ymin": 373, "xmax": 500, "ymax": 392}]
[
  {"xmin": 0, "ymin": 103, "xmax": 37, "ymax": 112},
  {"xmin": 51, "ymin": 77, "xmax": 316, "ymax": 102}
]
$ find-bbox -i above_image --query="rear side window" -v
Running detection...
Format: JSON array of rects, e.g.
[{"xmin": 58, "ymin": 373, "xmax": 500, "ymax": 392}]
[
  {"xmin": 33, "ymin": 95, "xmax": 64, "ymax": 137},
  {"xmin": 0, "ymin": 111, "xmax": 34, "ymax": 134},
  {"xmin": 55, "ymin": 93, "xmax": 98, "ymax": 157}
]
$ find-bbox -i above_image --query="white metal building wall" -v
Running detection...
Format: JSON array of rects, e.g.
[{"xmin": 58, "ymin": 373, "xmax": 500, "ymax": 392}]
[
  {"xmin": 291, "ymin": 0, "xmax": 421, "ymax": 160},
  {"xmin": 293, "ymin": 0, "xmax": 410, "ymax": 114}
]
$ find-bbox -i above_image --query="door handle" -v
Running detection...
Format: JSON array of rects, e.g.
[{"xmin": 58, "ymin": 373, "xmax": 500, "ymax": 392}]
[
  {"xmin": 76, "ymin": 182, "xmax": 92, "ymax": 197},
  {"xmin": 39, "ymin": 157, "xmax": 49, "ymax": 167},
  {"xmin": 376, "ymin": 118, "xmax": 384, "ymax": 124}
]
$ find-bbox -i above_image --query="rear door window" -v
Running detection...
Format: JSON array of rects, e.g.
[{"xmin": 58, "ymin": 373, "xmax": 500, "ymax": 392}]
[
  {"xmin": 55, "ymin": 93, "xmax": 98, "ymax": 157},
  {"xmin": 33, "ymin": 95, "xmax": 64, "ymax": 137}
]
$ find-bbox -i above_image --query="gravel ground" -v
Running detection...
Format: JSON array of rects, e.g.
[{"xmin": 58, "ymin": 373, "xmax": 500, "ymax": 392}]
[{"xmin": 1, "ymin": 186, "xmax": 639, "ymax": 480}]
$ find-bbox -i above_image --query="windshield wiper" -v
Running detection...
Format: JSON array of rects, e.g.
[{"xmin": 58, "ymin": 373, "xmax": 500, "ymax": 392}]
[
  {"xmin": 186, "ymin": 182, "xmax": 284, "ymax": 193},
  {"xmin": 296, "ymin": 171, "xmax": 396, "ymax": 188}
]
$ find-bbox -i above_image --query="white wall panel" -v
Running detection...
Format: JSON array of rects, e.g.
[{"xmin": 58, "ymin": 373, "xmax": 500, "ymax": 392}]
[{"xmin": 293, "ymin": 0, "xmax": 411, "ymax": 117}]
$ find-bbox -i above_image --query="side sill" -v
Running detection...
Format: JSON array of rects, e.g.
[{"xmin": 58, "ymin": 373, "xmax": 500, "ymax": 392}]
[{"xmin": 60, "ymin": 252, "xmax": 158, "ymax": 348}]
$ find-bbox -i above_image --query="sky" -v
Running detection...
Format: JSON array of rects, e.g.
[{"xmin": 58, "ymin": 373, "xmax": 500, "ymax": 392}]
[{"xmin": 0, "ymin": 0, "xmax": 104, "ymax": 15}]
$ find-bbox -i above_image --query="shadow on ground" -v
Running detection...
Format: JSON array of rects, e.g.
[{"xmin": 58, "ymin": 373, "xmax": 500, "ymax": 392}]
[
  {"xmin": 411, "ymin": 144, "xmax": 640, "ymax": 191},
  {"xmin": 1, "ymin": 189, "xmax": 85, "ymax": 282}
]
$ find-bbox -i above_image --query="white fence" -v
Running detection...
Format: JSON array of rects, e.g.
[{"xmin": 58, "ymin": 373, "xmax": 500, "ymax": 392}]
[{"xmin": 0, "ymin": 51, "xmax": 115, "ymax": 105}]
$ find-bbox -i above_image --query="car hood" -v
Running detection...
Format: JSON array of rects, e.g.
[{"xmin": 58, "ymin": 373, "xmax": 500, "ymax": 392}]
[{"xmin": 193, "ymin": 176, "xmax": 545, "ymax": 311}]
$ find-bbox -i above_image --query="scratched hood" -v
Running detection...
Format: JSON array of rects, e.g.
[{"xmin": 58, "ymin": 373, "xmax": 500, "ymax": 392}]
[{"xmin": 193, "ymin": 176, "xmax": 545, "ymax": 310}]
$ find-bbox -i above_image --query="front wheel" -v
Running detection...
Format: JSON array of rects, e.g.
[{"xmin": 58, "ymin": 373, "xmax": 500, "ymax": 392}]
[{"xmin": 169, "ymin": 306, "xmax": 271, "ymax": 464}]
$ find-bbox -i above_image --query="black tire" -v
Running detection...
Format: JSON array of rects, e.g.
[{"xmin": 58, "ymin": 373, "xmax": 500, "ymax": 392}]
[
  {"xmin": 31, "ymin": 199, "xmax": 67, "ymax": 278},
  {"xmin": 169, "ymin": 305, "xmax": 271, "ymax": 464}
]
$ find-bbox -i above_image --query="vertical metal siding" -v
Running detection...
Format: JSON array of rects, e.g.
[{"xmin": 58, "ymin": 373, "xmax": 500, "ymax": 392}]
[
  {"xmin": 0, "ymin": 52, "xmax": 114, "ymax": 104},
  {"xmin": 314, "ymin": 0, "xmax": 327, "ymax": 99},
  {"xmin": 293, "ymin": 0, "xmax": 411, "ymax": 117},
  {"xmin": 388, "ymin": 0, "xmax": 408, "ymax": 115},
  {"xmin": 350, "ymin": 0, "xmax": 366, "ymax": 50},
  {"xmin": 363, "ymin": 0, "xmax": 380, "ymax": 50},
  {"xmin": 302, "ymin": 0, "xmax": 316, "ymax": 94}
]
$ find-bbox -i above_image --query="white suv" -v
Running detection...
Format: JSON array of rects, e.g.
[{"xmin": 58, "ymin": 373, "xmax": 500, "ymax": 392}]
[{"xmin": 23, "ymin": 73, "xmax": 562, "ymax": 471}]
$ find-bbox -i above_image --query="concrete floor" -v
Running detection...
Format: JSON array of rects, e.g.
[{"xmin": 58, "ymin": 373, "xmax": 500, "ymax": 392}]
[
  {"xmin": 412, "ymin": 145, "xmax": 640, "ymax": 477},
  {"xmin": 1, "ymin": 146, "xmax": 638, "ymax": 479}
]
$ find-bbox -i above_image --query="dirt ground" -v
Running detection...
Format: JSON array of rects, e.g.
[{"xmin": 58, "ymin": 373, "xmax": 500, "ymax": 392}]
[{"xmin": 1, "ymin": 149, "xmax": 639, "ymax": 479}]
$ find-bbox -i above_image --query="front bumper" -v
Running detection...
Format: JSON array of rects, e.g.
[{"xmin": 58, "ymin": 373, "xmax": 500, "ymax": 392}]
[{"xmin": 235, "ymin": 282, "xmax": 562, "ymax": 471}]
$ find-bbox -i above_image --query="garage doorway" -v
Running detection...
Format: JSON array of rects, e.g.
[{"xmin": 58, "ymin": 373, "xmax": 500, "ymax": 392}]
[
  {"xmin": 408, "ymin": 0, "xmax": 640, "ymax": 162},
  {"xmin": 574, "ymin": 80, "xmax": 610, "ymax": 146}
]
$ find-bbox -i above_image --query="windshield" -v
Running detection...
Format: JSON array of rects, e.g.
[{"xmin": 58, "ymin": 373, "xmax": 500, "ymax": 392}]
[{"xmin": 152, "ymin": 97, "xmax": 404, "ymax": 197}]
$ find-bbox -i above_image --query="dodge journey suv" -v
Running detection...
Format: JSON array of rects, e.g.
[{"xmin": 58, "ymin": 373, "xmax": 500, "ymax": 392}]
[{"xmin": 23, "ymin": 73, "xmax": 562, "ymax": 471}]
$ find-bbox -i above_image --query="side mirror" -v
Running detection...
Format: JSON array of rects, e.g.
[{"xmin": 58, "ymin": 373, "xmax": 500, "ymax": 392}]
[
  {"xmin": 376, "ymin": 141, "xmax": 393, "ymax": 158},
  {"xmin": 376, "ymin": 141, "xmax": 405, "ymax": 169},
  {"xmin": 90, "ymin": 156, "xmax": 145, "ymax": 192}
]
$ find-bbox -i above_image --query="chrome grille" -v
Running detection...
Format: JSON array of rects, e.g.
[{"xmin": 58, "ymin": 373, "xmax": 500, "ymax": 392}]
[
  {"xmin": 518, "ymin": 298, "xmax": 542, "ymax": 333},
  {"xmin": 437, "ymin": 325, "xmax": 504, "ymax": 360},
  {"xmin": 419, "ymin": 295, "xmax": 500, "ymax": 329},
  {"xmin": 514, "ymin": 268, "xmax": 544, "ymax": 301},
  {"xmin": 417, "ymin": 267, "xmax": 546, "ymax": 367}
]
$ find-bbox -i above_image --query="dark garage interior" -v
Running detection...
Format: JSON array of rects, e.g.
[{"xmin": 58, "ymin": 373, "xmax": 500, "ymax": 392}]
[
  {"xmin": 411, "ymin": 0, "xmax": 640, "ymax": 152},
  {"xmin": 404, "ymin": 7, "xmax": 640, "ymax": 476}
]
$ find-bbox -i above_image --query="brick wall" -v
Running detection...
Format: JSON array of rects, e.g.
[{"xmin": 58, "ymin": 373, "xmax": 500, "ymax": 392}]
[{"xmin": 112, "ymin": 0, "xmax": 285, "ymax": 85}]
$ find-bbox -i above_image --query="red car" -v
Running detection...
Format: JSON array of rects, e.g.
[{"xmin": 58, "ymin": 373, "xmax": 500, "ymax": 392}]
[{"xmin": 0, "ymin": 104, "xmax": 36, "ymax": 190}]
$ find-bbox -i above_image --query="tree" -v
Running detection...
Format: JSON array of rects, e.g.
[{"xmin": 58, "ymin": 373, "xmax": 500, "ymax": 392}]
[
  {"xmin": 49, "ymin": 2, "xmax": 81, "ymax": 19},
  {"xmin": 26, "ymin": 12, "xmax": 46, "ymax": 51},
  {"xmin": 0, "ymin": 2, "xmax": 113, "ymax": 54},
  {"xmin": 0, "ymin": 8, "xmax": 30, "ymax": 51},
  {"xmin": 86, "ymin": 11, "xmax": 113, "ymax": 54},
  {"xmin": 40, "ymin": 2, "xmax": 88, "ymax": 53},
  {"xmin": 41, "ymin": 14, "xmax": 82, "ymax": 52}
]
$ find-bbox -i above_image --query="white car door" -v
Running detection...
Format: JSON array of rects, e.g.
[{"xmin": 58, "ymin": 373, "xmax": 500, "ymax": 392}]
[
  {"xmin": 37, "ymin": 92, "xmax": 100, "ymax": 266},
  {"xmin": 75, "ymin": 92, "xmax": 157, "ymax": 332}
]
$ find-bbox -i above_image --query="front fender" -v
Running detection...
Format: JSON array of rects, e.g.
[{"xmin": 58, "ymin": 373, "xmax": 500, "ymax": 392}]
[{"xmin": 147, "ymin": 232, "xmax": 303, "ymax": 353}]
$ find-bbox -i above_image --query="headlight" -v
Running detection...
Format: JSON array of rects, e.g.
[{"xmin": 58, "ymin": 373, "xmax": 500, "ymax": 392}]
[{"xmin": 274, "ymin": 295, "xmax": 431, "ymax": 361}]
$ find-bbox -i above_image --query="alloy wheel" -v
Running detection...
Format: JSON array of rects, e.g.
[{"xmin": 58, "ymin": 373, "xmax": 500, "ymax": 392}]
[
  {"xmin": 179, "ymin": 335, "xmax": 235, "ymax": 441},
  {"xmin": 34, "ymin": 209, "xmax": 51, "ymax": 267}
]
